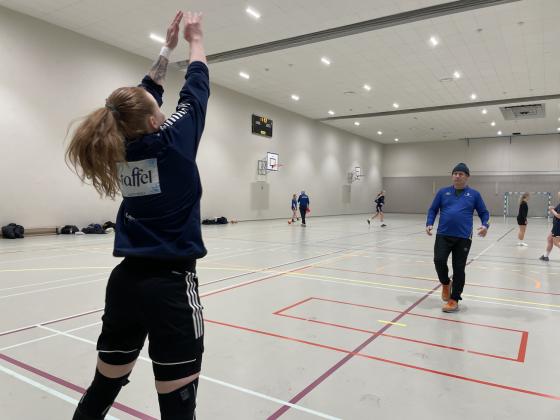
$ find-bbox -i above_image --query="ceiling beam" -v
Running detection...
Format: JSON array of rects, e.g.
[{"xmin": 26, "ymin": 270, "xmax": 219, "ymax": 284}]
[
  {"xmin": 175, "ymin": 0, "xmax": 520, "ymax": 67},
  {"xmin": 317, "ymin": 94, "xmax": 560, "ymax": 121}
]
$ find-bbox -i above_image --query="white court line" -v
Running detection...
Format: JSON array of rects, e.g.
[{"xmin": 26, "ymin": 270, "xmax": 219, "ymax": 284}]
[
  {"xmin": 0, "ymin": 252, "xmax": 105, "ymax": 266},
  {"xmin": 0, "ymin": 363, "xmax": 119, "ymax": 420},
  {"xmin": 0, "ymin": 278, "xmax": 106, "ymax": 299},
  {"xmin": 0, "ymin": 271, "xmax": 109, "ymax": 292},
  {"xmin": 0, "ymin": 307, "xmax": 103, "ymax": 337},
  {"xmin": 0, "ymin": 321, "xmax": 102, "ymax": 352},
  {"xmin": 202, "ymin": 376, "xmax": 341, "ymax": 420},
  {"xmin": 37, "ymin": 326, "xmax": 341, "ymax": 420}
]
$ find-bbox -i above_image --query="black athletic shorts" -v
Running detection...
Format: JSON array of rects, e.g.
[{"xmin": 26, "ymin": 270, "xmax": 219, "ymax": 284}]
[
  {"xmin": 376, "ymin": 203, "xmax": 384, "ymax": 213},
  {"xmin": 97, "ymin": 257, "xmax": 204, "ymax": 380},
  {"xmin": 552, "ymin": 223, "xmax": 560, "ymax": 237},
  {"xmin": 517, "ymin": 216, "xmax": 527, "ymax": 226}
]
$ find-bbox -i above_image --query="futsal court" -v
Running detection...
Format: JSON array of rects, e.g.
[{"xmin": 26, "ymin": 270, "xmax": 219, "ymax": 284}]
[{"xmin": 1, "ymin": 214, "xmax": 558, "ymax": 419}]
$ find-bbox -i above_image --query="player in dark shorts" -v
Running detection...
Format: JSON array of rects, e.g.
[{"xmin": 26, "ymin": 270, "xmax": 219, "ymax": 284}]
[
  {"xmin": 539, "ymin": 193, "xmax": 560, "ymax": 261},
  {"xmin": 66, "ymin": 11, "xmax": 208, "ymax": 419},
  {"xmin": 516, "ymin": 192, "xmax": 529, "ymax": 246},
  {"xmin": 367, "ymin": 190, "xmax": 386, "ymax": 227}
]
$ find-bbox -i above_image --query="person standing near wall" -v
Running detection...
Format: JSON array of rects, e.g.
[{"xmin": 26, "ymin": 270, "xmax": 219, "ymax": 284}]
[
  {"xmin": 517, "ymin": 192, "xmax": 530, "ymax": 246},
  {"xmin": 426, "ymin": 163, "xmax": 490, "ymax": 313},
  {"xmin": 298, "ymin": 191, "xmax": 310, "ymax": 227},
  {"xmin": 539, "ymin": 192, "xmax": 560, "ymax": 261},
  {"xmin": 66, "ymin": 11, "xmax": 208, "ymax": 419},
  {"xmin": 289, "ymin": 193, "xmax": 298, "ymax": 224},
  {"xmin": 367, "ymin": 190, "xmax": 386, "ymax": 227}
]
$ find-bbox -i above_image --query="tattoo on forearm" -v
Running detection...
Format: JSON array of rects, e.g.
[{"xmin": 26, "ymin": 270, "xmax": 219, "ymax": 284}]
[{"xmin": 149, "ymin": 55, "xmax": 169, "ymax": 84}]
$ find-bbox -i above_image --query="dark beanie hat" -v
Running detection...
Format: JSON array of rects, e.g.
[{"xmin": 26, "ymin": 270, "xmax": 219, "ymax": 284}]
[{"xmin": 452, "ymin": 162, "xmax": 470, "ymax": 176}]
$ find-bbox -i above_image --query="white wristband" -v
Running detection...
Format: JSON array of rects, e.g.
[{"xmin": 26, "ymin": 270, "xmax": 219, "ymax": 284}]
[{"xmin": 160, "ymin": 46, "xmax": 171, "ymax": 59}]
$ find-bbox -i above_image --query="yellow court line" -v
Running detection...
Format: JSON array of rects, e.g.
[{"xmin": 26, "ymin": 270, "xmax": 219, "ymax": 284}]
[
  {"xmin": 378, "ymin": 320, "xmax": 407, "ymax": 327},
  {"xmin": 285, "ymin": 271, "xmax": 560, "ymax": 309},
  {"xmin": 292, "ymin": 271, "xmax": 433, "ymax": 293},
  {"xmin": 0, "ymin": 266, "xmax": 113, "ymax": 273},
  {"xmin": 201, "ymin": 263, "xmax": 560, "ymax": 310}
]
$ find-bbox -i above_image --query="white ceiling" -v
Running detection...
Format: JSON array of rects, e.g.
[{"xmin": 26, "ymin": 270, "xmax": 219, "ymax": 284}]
[{"xmin": 3, "ymin": 0, "xmax": 560, "ymax": 143}]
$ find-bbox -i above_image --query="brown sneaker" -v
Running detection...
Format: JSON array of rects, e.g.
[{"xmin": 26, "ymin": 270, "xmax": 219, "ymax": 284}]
[
  {"xmin": 442, "ymin": 299, "xmax": 459, "ymax": 313},
  {"xmin": 441, "ymin": 283, "xmax": 451, "ymax": 302}
]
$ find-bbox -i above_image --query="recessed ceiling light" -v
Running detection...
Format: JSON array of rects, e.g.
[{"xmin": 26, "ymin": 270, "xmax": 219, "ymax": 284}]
[
  {"xmin": 490, "ymin": 121, "xmax": 496, "ymax": 126},
  {"xmin": 497, "ymin": 130, "xmax": 502, "ymax": 135},
  {"xmin": 328, "ymin": 110, "xmax": 335, "ymax": 116},
  {"xmin": 394, "ymin": 138, "xmax": 399, "ymax": 142},
  {"xmin": 393, "ymin": 103, "xmax": 399, "ymax": 109},
  {"xmin": 354, "ymin": 121, "xmax": 360, "ymax": 126},
  {"xmin": 239, "ymin": 71, "xmax": 250, "ymax": 79},
  {"xmin": 321, "ymin": 57, "xmax": 331, "ymax": 66},
  {"xmin": 246, "ymin": 7, "xmax": 261, "ymax": 19},
  {"xmin": 429, "ymin": 36, "xmax": 439, "ymax": 47},
  {"xmin": 453, "ymin": 71, "xmax": 461, "ymax": 79},
  {"xmin": 470, "ymin": 93, "xmax": 477, "ymax": 100},
  {"xmin": 363, "ymin": 84, "xmax": 371, "ymax": 91},
  {"xmin": 377, "ymin": 131, "xmax": 383, "ymax": 135},
  {"xmin": 481, "ymin": 108, "xmax": 487, "ymax": 114},
  {"xmin": 291, "ymin": 94, "xmax": 300, "ymax": 101},
  {"xmin": 149, "ymin": 33, "xmax": 165, "ymax": 43}
]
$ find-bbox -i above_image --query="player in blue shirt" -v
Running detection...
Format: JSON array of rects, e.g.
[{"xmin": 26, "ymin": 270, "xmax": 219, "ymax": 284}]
[
  {"xmin": 289, "ymin": 193, "xmax": 298, "ymax": 223},
  {"xmin": 426, "ymin": 163, "xmax": 489, "ymax": 313},
  {"xmin": 66, "ymin": 12, "xmax": 207, "ymax": 419},
  {"xmin": 298, "ymin": 191, "xmax": 310, "ymax": 226},
  {"xmin": 539, "ymin": 192, "xmax": 560, "ymax": 261}
]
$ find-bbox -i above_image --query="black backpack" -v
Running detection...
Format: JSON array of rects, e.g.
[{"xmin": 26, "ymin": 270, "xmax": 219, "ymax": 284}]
[
  {"xmin": 81, "ymin": 224, "xmax": 106, "ymax": 234},
  {"xmin": 60, "ymin": 225, "xmax": 79, "ymax": 234},
  {"xmin": 2, "ymin": 223, "xmax": 24, "ymax": 239},
  {"xmin": 102, "ymin": 221, "xmax": 116, "ymax": 230}
]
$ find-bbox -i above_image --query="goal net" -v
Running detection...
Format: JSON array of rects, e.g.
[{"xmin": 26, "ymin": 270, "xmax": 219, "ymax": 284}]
[{"xmin": 503, "ymin": 192, "xmax": 551, "ymax": 219}]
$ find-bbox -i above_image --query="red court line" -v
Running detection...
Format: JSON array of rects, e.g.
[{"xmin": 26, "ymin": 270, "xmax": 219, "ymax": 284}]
[
  {"xmin": 205, "ymin": 318, "xmax": 560, "ymax": 406},
  {"xmin": 267, "ymin": 284, "xmax": 441, "ymax": 419},
  {"xmin": 272, "ymin": 297, "xmax": 315, "ymax": 315},
  {"xmin": 276, "ymin": 313, "xmax": 520, "ymax": 363},
  {"xmin": 284, "ymin": 297, "xmax": 527, "ymax": 333},
  {"xmin": 280, "ymin": 297, "xmax": 528, "ymax": 363},
  {"xmin": 200, "ymin": 265, "xmax": 312, "ymax": 298},
  {"xmin": 314, "ymin": 265, "xmax": 560, "ymax": 296},
  {"xmin": 0, "ymin": 353, "xmax": 156, "ymax": 419}
]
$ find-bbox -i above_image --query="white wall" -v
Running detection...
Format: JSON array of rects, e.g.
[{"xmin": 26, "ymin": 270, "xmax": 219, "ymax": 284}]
[
  {"xmin": 382, "ymin": 135, "xmax": 560, "ymax": 215},
  {"xmin": 383, "ymin": 135, "xmax": 560, "ymax": 177},
  {"xmin": 0, "ymin": 7, "xmax": 382, "ymax": 228}
]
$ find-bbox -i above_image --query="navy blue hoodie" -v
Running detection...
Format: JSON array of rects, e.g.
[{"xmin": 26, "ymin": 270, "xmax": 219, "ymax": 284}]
[{"xmin": 113, "ymin": 61, "xmax": 210, "ymax": 260}]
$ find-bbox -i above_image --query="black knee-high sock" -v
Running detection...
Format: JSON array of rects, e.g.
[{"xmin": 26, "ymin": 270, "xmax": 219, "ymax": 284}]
[
  {"xmin": 158, "ymin": 378, "xmax": 199, "ymax": 420},
  {"xmin": 72, "ymin": 369, "xmax": 130, "ymax": 420}
]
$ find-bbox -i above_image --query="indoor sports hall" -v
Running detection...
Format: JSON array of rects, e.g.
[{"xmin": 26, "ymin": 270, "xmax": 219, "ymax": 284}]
[{"xmin": 1, "ymin": 1, "xmax": 560, "ymax": 419}]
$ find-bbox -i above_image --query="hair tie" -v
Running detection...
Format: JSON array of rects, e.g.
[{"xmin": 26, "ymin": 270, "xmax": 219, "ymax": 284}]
[{"xmin": 105, "ymin": 102, "xmax": 120, "ymax": 118}]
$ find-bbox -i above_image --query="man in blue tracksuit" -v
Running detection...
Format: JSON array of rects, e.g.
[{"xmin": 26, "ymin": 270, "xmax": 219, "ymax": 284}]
[
  {"xmin": 426, "ymin": 163, "xmax": 490, "ymax": 313},
  {"xmin": 298, "ymin": 191, "xmax": 310, "ymax": 226}
]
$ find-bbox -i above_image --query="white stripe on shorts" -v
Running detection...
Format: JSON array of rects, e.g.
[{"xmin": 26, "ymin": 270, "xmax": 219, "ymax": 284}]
[{"xmin": 185, "ymin": 273, "xmax": 204, "ymax": 339}]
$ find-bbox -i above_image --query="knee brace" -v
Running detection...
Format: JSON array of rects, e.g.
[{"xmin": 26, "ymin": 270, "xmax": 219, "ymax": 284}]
[
  {"xmin": 158, "ymin": 378, "xmax": 198, "ymax": 420},
  {"xmin": 72, "ymin": 369, "xmax": 130, "ymax": 420}
]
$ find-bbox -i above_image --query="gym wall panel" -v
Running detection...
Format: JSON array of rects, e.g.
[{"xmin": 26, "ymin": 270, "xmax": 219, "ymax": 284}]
[{"xmin": 0, "ymin": 6, "xmax": 383, "ymax": 228}]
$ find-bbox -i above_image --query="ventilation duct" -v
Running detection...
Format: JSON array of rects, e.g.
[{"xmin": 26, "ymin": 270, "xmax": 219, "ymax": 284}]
[{"xmin": 499, "ymin": 104, "xmax": 545, "ymax": 120}]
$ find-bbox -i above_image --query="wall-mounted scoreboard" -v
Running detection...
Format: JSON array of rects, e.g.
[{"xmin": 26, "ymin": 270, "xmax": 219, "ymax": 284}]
[{"xmin": 252, "ymin": 114, "xmax": 273, "ymax": 137}]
